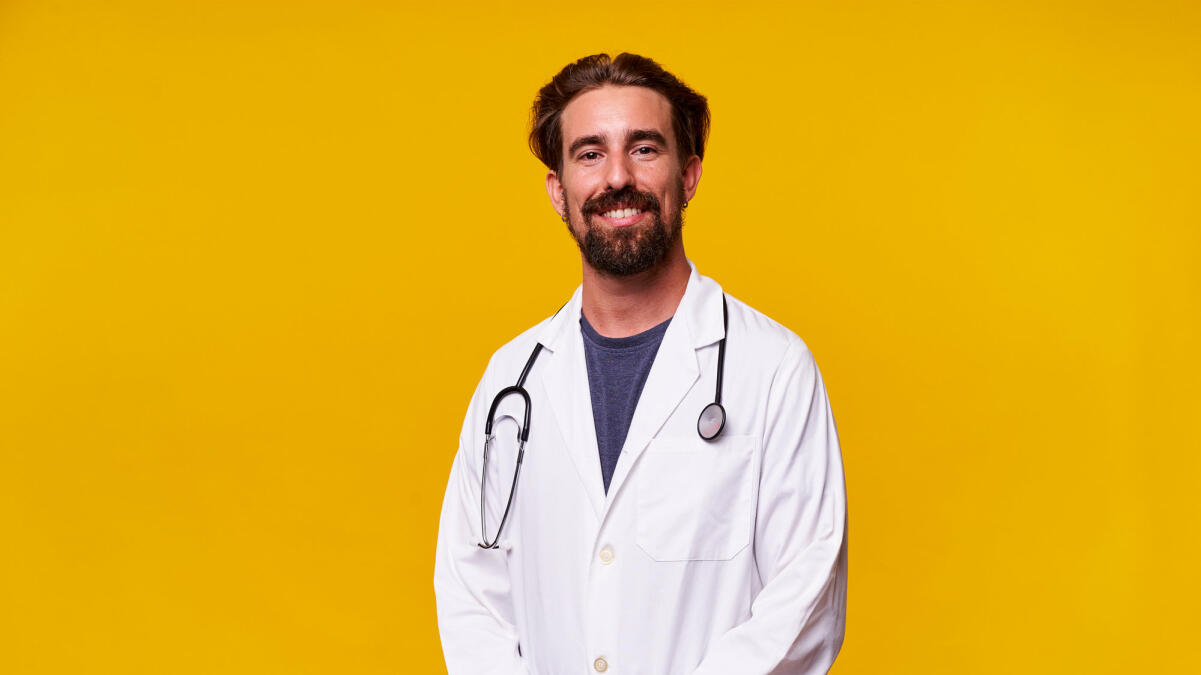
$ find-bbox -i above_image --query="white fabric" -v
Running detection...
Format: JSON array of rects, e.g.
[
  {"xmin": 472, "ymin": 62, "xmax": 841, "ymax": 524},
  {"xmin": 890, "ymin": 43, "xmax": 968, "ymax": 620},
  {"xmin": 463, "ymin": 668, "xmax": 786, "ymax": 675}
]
[{"xmin": 434, "ymin": 261, "xmax": 848, "ymax": 674}]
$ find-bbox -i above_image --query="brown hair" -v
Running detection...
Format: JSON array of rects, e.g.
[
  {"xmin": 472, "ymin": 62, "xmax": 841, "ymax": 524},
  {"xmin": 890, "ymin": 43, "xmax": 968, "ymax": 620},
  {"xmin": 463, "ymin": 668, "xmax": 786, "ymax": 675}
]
[{"xmin": 529, "ymin": 53, "xmax": 710, "ymax": 175}]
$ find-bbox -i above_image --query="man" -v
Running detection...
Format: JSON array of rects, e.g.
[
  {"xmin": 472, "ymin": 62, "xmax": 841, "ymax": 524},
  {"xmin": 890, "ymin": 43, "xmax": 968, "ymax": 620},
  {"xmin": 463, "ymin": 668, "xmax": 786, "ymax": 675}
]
[{"xmin": 434, "ymin": 53, "xmax": 848, "ymax": 674}]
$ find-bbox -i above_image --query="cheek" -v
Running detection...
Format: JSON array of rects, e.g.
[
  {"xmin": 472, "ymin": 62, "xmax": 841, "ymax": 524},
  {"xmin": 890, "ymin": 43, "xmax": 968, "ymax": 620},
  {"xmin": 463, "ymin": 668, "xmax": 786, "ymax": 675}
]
[
  {"xmin": 568, "ymin": 192, "xmax": 586, "ymax": 215},
  {"xmin": 638, "ymin": 165, "xmax": 676, "ymax": 193},
  {"xmin": 560, "ymin": 176, "xmax": 592, "ymax": 209}
]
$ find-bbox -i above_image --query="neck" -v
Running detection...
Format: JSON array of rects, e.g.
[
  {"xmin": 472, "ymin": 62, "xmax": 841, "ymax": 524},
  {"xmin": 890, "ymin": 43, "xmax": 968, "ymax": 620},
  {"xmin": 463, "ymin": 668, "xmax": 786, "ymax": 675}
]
[{"xmin": 580, "ymin": 241, "xmax": 690, "ymax": 338}]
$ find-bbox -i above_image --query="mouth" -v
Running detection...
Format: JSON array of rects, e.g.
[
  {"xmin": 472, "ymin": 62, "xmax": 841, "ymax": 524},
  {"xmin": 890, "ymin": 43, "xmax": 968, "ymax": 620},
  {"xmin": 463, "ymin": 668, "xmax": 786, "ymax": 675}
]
[{"xmin": 594, "ymin": 206, "xmax": 649, "ymax": 227}]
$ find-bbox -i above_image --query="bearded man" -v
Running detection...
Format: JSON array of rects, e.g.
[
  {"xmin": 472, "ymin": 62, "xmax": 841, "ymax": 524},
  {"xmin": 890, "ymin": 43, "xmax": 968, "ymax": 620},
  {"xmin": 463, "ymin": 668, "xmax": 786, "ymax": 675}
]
[{"xmin": 434, "ymin": 52, "xmax": 848, "ymax": 674}]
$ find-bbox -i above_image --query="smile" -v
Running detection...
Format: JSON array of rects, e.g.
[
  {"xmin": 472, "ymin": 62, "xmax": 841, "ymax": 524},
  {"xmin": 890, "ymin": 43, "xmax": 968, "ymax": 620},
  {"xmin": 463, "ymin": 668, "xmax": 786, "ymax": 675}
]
[{"xmin": 595, "ymin": 207, "xmax": 649, "ymax": 227}]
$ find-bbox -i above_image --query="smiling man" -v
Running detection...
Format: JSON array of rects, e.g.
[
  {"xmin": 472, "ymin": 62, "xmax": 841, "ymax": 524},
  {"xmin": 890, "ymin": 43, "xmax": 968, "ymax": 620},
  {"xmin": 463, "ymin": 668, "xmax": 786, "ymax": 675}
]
[{"xmin": 434, "ymin": 53, "xmax": 848, "ymax": 674}]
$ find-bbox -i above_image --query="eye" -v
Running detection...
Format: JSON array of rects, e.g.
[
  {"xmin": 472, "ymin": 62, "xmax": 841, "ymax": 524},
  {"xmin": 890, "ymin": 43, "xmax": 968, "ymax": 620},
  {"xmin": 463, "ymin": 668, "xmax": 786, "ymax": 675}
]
[
  {"xmin": 580, "ymin": 151, "xmax": 601, "ymax": 161},
  {"xmin": 634, "ymin": 146, "xmax": 657, "ymax": 156}
]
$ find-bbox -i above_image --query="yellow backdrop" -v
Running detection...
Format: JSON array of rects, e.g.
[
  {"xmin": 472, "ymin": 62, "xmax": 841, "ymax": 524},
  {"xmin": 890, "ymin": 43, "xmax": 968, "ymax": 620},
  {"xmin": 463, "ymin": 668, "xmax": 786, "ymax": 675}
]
[{"xmin": 2, "ymin": 1, "xmax": 1198, "ymax": 672}]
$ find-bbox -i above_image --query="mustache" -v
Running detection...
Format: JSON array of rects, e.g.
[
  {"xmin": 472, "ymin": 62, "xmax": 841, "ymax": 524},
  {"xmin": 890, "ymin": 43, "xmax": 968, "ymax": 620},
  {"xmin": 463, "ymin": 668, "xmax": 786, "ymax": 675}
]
[{"xmin": 581, "ymin": 186, "xmax": 661, "ymax": 216}]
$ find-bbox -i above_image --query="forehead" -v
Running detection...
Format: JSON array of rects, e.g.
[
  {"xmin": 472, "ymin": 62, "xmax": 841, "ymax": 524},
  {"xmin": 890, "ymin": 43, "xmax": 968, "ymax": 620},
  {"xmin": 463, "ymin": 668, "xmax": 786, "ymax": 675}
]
[{"xmin": 560, "ymin": 85, "xmax": 675, "ymax": 147}]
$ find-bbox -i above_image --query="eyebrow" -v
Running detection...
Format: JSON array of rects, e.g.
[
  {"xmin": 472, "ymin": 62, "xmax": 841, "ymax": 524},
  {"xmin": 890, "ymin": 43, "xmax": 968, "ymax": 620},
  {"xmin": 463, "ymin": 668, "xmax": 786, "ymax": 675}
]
[
  {"xmin": 627, "ymin": 128, "xmax": 668, "ymax": 147},
  {"xmin": 567, "ymin": 128, "xmax": 670, "ymax": 157},
  {"xmin": 567, "ymin": 134, "xmax": 606, "ymax": 157}
]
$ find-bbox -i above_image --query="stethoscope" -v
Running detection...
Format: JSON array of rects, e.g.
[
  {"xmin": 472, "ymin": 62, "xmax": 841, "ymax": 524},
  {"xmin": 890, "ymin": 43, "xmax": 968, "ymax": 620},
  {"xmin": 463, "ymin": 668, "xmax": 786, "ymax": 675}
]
[{"xmin": 478, "ymin": 295, "xmax": 729, "ymax": 549}]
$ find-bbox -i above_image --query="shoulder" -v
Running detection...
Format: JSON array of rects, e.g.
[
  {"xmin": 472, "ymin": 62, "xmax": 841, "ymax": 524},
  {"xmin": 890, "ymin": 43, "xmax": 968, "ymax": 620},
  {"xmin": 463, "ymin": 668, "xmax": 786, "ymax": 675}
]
[
  {"xmin": 722, "ymin": 291, "xmax": 817, "ymax": 377},
  {"xmin": 454, "ymin": 305, "xmax": 563, "ymax": 449},
  {"xmin": 478, "ymin": 306, "xmax": 563, "ymax": 388}
]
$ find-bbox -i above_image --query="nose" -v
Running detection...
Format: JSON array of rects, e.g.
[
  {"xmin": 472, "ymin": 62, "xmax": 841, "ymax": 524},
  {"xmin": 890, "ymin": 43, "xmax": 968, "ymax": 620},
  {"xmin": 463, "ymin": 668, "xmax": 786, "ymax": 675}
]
[{"xmin": 604, "ymin": 153, "xmax": 635, "ymax": 191}]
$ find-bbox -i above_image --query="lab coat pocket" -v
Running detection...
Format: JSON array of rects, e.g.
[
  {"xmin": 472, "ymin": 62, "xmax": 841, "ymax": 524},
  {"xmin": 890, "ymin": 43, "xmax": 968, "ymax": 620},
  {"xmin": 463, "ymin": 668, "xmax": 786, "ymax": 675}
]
[{"xmin": 635, "ymin": 434, "xmax": 757, "ymax": 562}]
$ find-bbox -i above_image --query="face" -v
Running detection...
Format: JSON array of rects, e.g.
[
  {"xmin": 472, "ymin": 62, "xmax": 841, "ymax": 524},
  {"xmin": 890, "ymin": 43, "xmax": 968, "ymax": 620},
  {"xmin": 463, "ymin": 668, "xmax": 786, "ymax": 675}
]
[{"xmin": 547, "ymin": 85, "xmax": 702, "ymax": 276}]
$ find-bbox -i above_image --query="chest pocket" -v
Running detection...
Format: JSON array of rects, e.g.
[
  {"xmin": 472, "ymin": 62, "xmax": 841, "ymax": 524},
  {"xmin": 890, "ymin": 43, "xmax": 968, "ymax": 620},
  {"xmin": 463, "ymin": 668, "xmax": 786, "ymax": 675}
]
[{"xmin": 635, "ymin": 434, "xmax": 757, "ymax": 561}]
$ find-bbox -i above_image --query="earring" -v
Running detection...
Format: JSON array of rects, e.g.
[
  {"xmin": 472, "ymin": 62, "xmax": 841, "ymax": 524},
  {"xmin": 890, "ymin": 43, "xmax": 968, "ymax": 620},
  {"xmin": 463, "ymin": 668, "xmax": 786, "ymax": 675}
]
[
  {"xmin": 683, "ymin": 200, "xmax": 689, "ymax": 208},
  {"xmin": 560, "ymin": 213, "xmax": 568, "ymax": 222}
]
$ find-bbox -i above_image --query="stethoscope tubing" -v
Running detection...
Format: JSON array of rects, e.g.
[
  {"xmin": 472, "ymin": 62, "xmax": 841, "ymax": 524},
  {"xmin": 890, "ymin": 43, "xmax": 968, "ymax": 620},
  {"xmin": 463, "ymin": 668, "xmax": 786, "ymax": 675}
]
[{"xmin": 478, "ymin": 345, "xmax": 542, "ymax": 548}]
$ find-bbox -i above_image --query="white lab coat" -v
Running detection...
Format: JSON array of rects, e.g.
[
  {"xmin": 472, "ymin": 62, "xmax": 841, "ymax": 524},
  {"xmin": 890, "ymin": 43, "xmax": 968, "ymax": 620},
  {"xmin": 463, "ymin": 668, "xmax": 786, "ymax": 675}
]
[{"xmin": 434, "ymin": 261, "xmax": 848, "ymax": 674}]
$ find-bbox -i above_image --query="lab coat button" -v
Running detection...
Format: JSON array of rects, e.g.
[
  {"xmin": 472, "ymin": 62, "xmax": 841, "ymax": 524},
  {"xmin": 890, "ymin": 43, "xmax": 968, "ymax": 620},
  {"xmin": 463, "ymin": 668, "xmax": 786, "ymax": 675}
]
[
  {"xmin": 598, "ymin": 546, "xmax": 614, "ymax": 564},
  {"xmin": 593, "ymin": 656, "xmax": 609, "ymax": 672}
]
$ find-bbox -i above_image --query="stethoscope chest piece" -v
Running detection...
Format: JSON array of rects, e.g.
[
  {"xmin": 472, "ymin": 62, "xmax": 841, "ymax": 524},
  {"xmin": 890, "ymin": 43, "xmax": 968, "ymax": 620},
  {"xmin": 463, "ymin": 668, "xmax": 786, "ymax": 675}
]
[
  {"xmin": 696, "ymin": 295, "xmax": 730, "ymax": 442},
  {"xmin": 697, "ymin": 401, "xmax": 726, "ymax": 440}
]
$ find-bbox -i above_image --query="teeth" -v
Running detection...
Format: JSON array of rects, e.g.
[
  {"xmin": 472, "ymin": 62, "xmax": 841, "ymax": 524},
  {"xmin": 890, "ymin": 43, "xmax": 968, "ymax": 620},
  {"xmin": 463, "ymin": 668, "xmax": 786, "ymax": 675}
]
[{"xmin": 602, "ymin": 208, "xmax": 642, "ymax": 219}]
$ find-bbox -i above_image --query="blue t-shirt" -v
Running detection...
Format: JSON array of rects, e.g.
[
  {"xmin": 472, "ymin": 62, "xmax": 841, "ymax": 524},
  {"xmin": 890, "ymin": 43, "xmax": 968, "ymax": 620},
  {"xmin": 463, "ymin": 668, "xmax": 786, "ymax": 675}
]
[{"xmin": 580, "ymin": 313, "xmax": 672, "ymax": 493}]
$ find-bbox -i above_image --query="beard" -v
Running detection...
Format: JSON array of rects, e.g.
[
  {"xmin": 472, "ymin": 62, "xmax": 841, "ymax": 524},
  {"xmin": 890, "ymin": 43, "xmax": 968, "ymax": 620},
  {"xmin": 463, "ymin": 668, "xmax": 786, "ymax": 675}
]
[{"xmin": 564, "ymin": 183, "xmax": 685, "ymax": 277}]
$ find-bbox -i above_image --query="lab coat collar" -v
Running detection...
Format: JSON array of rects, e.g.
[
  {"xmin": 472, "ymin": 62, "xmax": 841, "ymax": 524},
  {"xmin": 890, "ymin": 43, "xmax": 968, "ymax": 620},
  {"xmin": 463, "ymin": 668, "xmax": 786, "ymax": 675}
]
[
  {"xmin": 531, "ymin": 259, "xmax": 726, "ymax": 520},
  {"xmin": 536, "ymin": 259, "xmax": 726, "ymax": 354}
]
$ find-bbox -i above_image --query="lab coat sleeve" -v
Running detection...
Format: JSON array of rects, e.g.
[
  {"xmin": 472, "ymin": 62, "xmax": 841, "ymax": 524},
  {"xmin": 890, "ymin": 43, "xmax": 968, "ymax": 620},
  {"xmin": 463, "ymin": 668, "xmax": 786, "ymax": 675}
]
[
  {"xmin": 433, "ymin": 365, "xmax": 531, "ymax": 675},
  {"xmin": 692, "ymin": 339, "xmax": 849, "ymax": 675}
]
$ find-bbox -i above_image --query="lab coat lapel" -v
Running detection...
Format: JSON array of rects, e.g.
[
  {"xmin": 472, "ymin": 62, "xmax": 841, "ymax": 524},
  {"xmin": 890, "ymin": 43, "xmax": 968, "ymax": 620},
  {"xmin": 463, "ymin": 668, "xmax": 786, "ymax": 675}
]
[
  {"xmin": 534, "ymin": 288, "xmax": 606, "ymax": 521},
  {"xmin": 603, "ymin": 262, "xmax": 725, "ymax": 508},
  {"xmin": 602, "ymin": 313, "xmax": 699, "ymax": 505}
]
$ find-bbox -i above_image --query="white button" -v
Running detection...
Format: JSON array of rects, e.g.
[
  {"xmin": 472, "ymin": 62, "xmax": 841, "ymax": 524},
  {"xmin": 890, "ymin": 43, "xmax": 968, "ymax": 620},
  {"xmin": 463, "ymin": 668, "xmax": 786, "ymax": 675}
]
[
  {"xmin": 598, "ymin": 546, "xmax": 614, "ymax": 564},
  {"xmin": 593, "ymin": 656, "xmax": 609, "ymax": 672}
]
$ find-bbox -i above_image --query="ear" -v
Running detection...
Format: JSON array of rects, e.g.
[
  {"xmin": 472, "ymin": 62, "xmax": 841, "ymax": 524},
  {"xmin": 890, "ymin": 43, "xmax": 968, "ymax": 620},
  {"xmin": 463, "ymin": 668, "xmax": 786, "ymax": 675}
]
[
  {"xmin": 682, "ymin": 155, "xmax": 703, "ymax": 203},
  {"xmin": 545, "ymin": 171, "xmax": 565, "ymax": 219}
]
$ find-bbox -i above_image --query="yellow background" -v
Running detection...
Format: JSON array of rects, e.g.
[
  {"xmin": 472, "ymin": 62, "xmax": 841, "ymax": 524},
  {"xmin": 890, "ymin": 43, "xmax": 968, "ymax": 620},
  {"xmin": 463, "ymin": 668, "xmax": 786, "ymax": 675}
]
[{"xmin": 2, "ymin": 1, "xmax": 1198, "ymax": 672}]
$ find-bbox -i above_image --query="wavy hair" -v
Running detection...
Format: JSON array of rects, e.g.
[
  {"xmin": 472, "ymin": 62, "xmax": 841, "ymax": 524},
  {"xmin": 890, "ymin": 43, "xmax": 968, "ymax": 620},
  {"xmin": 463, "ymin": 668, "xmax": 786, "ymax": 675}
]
[{"xmin": 529, "ymin": 53, "xmax": 710, "ymax": 175}]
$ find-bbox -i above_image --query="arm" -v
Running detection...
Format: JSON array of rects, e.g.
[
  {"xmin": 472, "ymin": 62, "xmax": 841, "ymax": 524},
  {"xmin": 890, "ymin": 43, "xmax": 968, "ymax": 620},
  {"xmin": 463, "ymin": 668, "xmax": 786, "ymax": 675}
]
[
  {"xmin": 693, "ymin": 340, "xmax": 849, "ymax": 675},
  {"xmin": 433, "ymin": 368, "xmax": 530, "ymax": 675}
]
